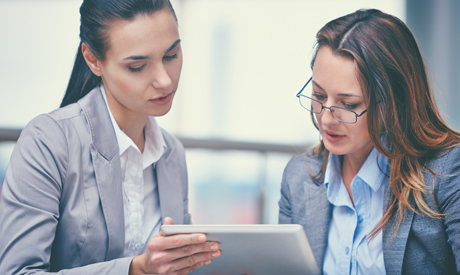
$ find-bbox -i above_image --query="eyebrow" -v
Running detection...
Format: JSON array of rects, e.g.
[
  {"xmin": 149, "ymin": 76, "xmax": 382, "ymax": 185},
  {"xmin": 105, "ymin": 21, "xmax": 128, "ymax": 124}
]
[
  {"xmin": 312, "ymin": 80, "xmax": 361, "ymax": 98},
  {"xmin": 123, "ymin": 39, "xmax": 182, "ymax": 61}
]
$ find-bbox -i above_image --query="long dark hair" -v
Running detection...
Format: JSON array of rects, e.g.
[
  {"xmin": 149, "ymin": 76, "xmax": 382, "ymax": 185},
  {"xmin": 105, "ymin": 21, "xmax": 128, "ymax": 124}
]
[
  {"xmin": 309, "ymin": 9, "xmax": 460, "ymax": 237},
  {"xmin": 60, "ymin": 0, "xmax": 177, "ymax": 108}
]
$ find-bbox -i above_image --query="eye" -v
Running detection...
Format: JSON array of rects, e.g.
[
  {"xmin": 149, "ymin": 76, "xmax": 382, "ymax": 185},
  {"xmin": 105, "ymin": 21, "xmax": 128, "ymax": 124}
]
[
  {"xmin": 163, "ymin": 54, "xmax": 178, "ymax": 61},
  {"xmin": 342, "ymin": 102, "xmax": 359, "ymax": 110},
  {"xmin": 312, "ymin": 93, "xmax": 326, "ymax": 101},
  {"xmin": 129, "ymin": 64, "xmax": 146, "ymax": 73}
]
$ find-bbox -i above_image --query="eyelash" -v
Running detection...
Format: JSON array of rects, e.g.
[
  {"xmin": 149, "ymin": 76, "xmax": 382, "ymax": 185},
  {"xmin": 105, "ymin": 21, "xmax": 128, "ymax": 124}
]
[
  {"xmin": 128, "ymin": 53, "xmax": 178, "ymax": 73},
  {"xmin": 343, "ymin": 103, "xmax": 359, "ymax": 110},
  {"xmin": 312, "ymin": 93, "xmax": 326, "ymax": 101},
  {"xmin": 164, "ymin": 53, "xmax": 178, "ymax": 61},
  {"xmin": 129, "ymin": 64, "xmax": 145, "ymax": 73},
  {"xmin": 312, "ymin": 93, "xmax": 359, "ymax": 109}
]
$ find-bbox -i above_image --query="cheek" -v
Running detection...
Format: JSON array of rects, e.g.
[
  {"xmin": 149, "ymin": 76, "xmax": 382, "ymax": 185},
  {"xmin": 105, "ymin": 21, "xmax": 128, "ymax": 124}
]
[
  {"xmin": 113, "ymin": 70, "xmax": 146, "ymax": 95},
  {"xmin": 315, "ymin": 113, "xmax": 322, "ymax": 126},
  {"xmin": 165, "ymin": 60, "xmax": 182, "ymax": 84},
  {"xmin": 355, "ymin": 118, "xmax": 371, "ymax": 140}
]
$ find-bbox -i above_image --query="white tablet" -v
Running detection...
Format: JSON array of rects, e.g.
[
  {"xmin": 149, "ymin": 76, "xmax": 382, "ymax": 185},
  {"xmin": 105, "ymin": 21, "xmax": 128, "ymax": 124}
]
[{"xmin": 161, "ymin": 224, "xmax": 320, "ymax": 275}]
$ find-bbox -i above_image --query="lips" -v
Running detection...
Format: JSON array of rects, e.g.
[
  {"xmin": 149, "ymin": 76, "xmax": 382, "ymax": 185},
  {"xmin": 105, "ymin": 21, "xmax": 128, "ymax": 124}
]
[
  {"xmin": 149, "ymin": 92, "xmax": 173, "ymax": 106},
  {"xmin": 324, "ymin": 130, "xmax": 346, "ymax": 142}
]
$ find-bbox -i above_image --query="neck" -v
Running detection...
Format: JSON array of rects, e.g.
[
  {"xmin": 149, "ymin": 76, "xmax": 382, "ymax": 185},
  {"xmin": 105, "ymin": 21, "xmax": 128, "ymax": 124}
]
[
  {"xmin": 340, "ymin": 145, "xmax": 374, "ymax": 205},
  {"xmin": 117, "ymin": 115, "xmax": 147, "ymax": 153},
  {"xmin": 104, "ymin": 87, "xmax": 147, "ymax": 153}
]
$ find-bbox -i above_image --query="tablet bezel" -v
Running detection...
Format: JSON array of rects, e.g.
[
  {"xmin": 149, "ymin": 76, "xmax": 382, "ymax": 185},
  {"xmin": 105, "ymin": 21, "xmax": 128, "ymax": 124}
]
[{"xmin": 161, "ymin": 224, "xmax": 320, "ymax": 275}]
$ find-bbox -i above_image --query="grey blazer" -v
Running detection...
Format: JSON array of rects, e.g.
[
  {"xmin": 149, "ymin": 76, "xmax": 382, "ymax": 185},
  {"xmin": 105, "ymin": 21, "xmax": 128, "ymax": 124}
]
[
  {"xmin": 279, "ymin": 147, "xmax": 460, "ymax": 275},
  {"xmin": 0, "ymin": 87, "xmax": 191, "ymax": 275}
]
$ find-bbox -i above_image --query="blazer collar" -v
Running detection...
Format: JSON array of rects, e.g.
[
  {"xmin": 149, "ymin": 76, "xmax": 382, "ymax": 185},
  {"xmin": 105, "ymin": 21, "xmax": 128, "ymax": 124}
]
[
  {"xmin": 78, "ymin": 88, "xmax": 125, "ymax": 260},
  {"xmin": 79, "ymin": 86, "xmax": 118, "ymax": 161}
]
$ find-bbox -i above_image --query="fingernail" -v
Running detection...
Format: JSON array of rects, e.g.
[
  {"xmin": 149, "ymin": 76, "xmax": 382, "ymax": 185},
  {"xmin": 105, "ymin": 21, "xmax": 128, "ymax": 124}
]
[
  {"xmin": 212, "ymin": 251, "xmax": 220, "ymax": 257},
  {"xmin": 210, "ymin": 243, "xmax": 218, "ymax": 250},
  {"xmin": 204, "ymin": 260, "xmax": 212, "ymax": 265},
  {"xmin": 198, "ymin": 235, "xmax": 206, "ymax": 242}
]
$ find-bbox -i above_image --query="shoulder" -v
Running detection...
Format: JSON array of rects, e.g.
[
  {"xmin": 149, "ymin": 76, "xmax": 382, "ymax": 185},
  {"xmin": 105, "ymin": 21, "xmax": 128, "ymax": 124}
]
[
  {"xmin": 282, "ymin": 146, "xmax": 324, "ymax": 185},
  {"xmin": 424, "ymin": 144, "xmax": 460, "ymax": 209},
  {"xmin": 427, "ymin": 144, "xmax": 460, "ymax": 174}
]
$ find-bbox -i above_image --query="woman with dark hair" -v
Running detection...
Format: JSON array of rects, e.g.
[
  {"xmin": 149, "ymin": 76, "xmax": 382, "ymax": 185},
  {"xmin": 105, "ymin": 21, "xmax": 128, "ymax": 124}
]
[
  {"xmin": 279, "ymin": 9, "xmax": 460, "ymax": 275},
  {"xmin": 0, "ymin": 0, "xmax": 220, "ymax": 274}
]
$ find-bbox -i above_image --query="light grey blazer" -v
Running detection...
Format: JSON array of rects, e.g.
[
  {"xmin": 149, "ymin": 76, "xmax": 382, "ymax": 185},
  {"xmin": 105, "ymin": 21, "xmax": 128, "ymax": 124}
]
[
  {"xmin": 279, "ymin": 147, "xmax": 460, "ymax": 275},
  {"xmin": 0, "ymin": 87, "xmax": 191, "ymax": 274}
]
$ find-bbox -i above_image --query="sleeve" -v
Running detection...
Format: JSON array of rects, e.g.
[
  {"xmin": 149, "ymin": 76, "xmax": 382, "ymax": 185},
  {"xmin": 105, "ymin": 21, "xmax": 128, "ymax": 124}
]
[
  {"xmin": 436, "ymin": 146, "xmax": 460, "ymax": 273},
  {"xmin": 278, "ymin": 158, "xmax": 293, "ymax": 224},
  {"xmin": 0, "ymin": 115, "xmax": 132, "ymax": 275}
]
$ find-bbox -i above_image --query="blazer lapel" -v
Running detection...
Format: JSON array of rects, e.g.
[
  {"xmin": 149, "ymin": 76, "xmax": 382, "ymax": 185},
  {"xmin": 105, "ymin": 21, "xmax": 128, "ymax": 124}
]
[
  {"xmin": 304, "ymin": 180, "xmax": 332, "ymax": 270},
  {"xmin": 156, "ymin": 144, "xmax": 183, "ymax": 224},
  {"xmin": 79, "ymin": 88, "xmax": 125, "ymax": 260},
  {"xmin": 382, "ymin": 176, "xmax": 415, "ymax": 275}
]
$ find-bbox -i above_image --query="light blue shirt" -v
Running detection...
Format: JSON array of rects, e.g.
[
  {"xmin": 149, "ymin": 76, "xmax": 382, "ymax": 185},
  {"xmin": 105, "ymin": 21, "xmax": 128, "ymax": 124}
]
[{"xmin": 322, "ymin": 147, "xmax": 388, "ymax": 275}]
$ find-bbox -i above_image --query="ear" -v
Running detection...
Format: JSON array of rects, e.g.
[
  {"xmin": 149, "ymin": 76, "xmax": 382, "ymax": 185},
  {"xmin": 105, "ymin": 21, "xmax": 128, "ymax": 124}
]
[{"xmin": 81, "ymin": 43, "xmax": 103, "ymax": 77}]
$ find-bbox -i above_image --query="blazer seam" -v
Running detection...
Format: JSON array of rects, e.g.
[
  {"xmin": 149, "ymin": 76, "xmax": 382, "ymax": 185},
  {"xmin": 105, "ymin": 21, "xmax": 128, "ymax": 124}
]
[{"xmin": 42, "ymin": 114, "xmax": 70, "ymax": 193}]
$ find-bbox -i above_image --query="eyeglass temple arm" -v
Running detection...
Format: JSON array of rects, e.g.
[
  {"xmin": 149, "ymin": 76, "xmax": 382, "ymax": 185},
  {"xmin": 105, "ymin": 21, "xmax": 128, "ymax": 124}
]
[
  {"xmin": 356, "ymin": 109, "xmax": 367, "ymax": 117},
  {"xmin": 296, "ymin": 77, "xmax": 313, "ymax": 97}
]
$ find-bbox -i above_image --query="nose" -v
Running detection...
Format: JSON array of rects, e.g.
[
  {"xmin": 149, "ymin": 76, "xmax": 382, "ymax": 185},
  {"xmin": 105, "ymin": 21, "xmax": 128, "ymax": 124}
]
[
  {"xmin": 319, "ymin": 105, "xmax": 338, "ymax": 126},
  {"xmin": 152, "ymin": 64, "xmax": 172, "ymax": 89}
]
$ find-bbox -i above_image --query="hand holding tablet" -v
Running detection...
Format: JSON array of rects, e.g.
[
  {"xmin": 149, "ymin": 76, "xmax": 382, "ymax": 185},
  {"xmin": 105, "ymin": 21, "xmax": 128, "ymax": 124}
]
[
  {"xmin": 161, "ymin": 224, "xmax": 320, "ymax": 275},
  {"xmin": 130, "ymin": 218, "xmax": 221, "ymax": 275}
]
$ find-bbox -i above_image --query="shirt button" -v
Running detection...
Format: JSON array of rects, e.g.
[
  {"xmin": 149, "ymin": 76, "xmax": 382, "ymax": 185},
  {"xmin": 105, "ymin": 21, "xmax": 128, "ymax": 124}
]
[
  {"xmin": 345, "ymin": 247, "xmax": 349, "ymax": 255},
  {"xmin": 358, "ymin": 215, "xmax": 363, "ymax": 223}
]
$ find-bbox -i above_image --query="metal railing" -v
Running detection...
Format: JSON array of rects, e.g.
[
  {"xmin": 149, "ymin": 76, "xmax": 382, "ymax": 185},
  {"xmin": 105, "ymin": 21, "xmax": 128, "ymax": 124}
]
[
  {"xmin": 0, "ymin": 127, "xmax": 311, "ymax": 223},
  {"xmin": 0, "ymin": 128, "xmax": 310, "ymax": 155}
]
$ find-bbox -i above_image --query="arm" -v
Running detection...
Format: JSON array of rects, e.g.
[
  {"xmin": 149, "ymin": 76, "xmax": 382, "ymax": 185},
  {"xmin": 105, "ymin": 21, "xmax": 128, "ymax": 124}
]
[
  {"xmin": 436, "ymin": 147, "xmax": 460, "ymax": 272},
  {"xmin": 0, "ymin": 115, "xmax": 132, "ymax": 275},
  {"xmin": 279, "ymin": 159, "xmax": 293, "ymax": 224}
]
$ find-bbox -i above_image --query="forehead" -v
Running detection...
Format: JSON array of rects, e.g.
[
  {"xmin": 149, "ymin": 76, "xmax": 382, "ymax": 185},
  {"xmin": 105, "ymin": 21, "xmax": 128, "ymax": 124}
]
[
  {"xmin": 312, "ymin": 46, "xmax": 362, "ymax": 97},
  {"xmin": 105, "ymin": 9, "xmax": 179, "ymax": 59}
]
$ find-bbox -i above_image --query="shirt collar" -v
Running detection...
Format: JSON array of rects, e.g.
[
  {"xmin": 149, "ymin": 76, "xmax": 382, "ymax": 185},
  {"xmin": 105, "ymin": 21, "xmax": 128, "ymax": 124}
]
[
  {"xmin": 356, "ymin": 147, "xmax": 388, "ymax": 192},
  {"xmin": 100, "ymin": 85, "xmax": 167, "ymax": 169},
  {"xmin": 324, "ymin": 147, "xmax": 388, "ymax": 195}
]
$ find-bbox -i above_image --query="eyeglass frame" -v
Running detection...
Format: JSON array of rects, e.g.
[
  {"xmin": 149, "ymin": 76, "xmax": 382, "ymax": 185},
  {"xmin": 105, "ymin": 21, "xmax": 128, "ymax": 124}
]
[{"xmin": 296, "ymin": 77, "xmax": 367, "ymax": 124}]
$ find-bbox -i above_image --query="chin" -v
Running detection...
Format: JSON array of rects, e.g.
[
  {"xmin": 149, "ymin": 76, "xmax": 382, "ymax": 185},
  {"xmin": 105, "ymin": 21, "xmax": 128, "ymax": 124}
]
[
  {"xmin": 149, "ymin": 105, "xmax": 173, "ymax": 117},
  {"xmin": 323, "ymin": 141, "xmax": 347, "ymax": 156}
]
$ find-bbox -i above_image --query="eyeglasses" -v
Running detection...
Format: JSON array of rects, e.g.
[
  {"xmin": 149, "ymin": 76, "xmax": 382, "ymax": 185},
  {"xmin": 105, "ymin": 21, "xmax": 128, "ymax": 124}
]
[{"xmin": 296, "ymin": 77, "xmax": 367, "ymax": 124}]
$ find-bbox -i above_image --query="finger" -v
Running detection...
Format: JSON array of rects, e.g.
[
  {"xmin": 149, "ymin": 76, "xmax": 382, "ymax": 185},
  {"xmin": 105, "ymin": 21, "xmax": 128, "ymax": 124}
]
[
  {"xmin": 164, "ymin": 217, "xmax": 174, "ymax": 225},
  {"xmin": 171, "ymin": 250, "xmax": 221, "ymax": 273},
  {"xmin": 154, "ymin": 233, "xmax": 207, "ymax": 251},
  {"xmin": 170, "ymin": 242, "xmax": 220, "ymax": 259},
  {"xmin": 158, "ymin": 217, "xmax": 175, "ymax": 237}
]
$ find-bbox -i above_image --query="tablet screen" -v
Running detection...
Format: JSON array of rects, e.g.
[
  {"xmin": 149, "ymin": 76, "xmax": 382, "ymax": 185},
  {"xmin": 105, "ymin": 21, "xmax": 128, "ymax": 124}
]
[{"xmin": 161, "ymin": 224, "xmax": 320, "ymax": 275}]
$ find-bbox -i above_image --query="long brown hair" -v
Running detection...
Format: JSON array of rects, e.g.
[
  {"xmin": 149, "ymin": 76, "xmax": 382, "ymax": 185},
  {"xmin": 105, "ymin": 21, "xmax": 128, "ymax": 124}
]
[{"xmin": 309, "ymin": 9, "xmax": 460, "ymax": 237}]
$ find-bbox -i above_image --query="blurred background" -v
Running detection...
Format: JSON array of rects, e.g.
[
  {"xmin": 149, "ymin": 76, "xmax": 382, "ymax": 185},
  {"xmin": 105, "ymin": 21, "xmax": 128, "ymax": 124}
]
[{"xmin": 0, "ymin": 0, "xmax": 459, "ymax": 224}]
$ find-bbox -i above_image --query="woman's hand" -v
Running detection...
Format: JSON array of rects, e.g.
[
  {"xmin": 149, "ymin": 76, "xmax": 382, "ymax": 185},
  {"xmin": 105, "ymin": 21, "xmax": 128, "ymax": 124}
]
[{"xmin": 129, "ymin": 217, "xmax": 221, "ymax": 275}]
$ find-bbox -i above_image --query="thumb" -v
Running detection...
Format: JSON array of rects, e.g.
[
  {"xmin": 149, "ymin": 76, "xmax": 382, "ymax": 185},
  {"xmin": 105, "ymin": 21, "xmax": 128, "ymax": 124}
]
[
  {"xmin": 158, "ymin": 217, "xmax": 175, "ymax": 237},
  {"xmin": 164, "ymin": 217, "xmax": 174, "ymax": 225}
]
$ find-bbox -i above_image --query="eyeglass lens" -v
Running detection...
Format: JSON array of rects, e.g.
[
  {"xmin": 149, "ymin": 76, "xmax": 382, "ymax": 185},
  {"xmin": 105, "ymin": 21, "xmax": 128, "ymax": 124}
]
[{"xmin": 298, "ymin": 81, "xmax": 357, "ymax": 123}]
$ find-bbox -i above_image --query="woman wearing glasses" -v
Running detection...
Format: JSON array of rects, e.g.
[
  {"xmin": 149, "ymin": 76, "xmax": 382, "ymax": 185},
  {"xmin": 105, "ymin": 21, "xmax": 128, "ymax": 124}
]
[{"xmin": 279, "ymin": 9, "xmax": 460, "ymax": 275}]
